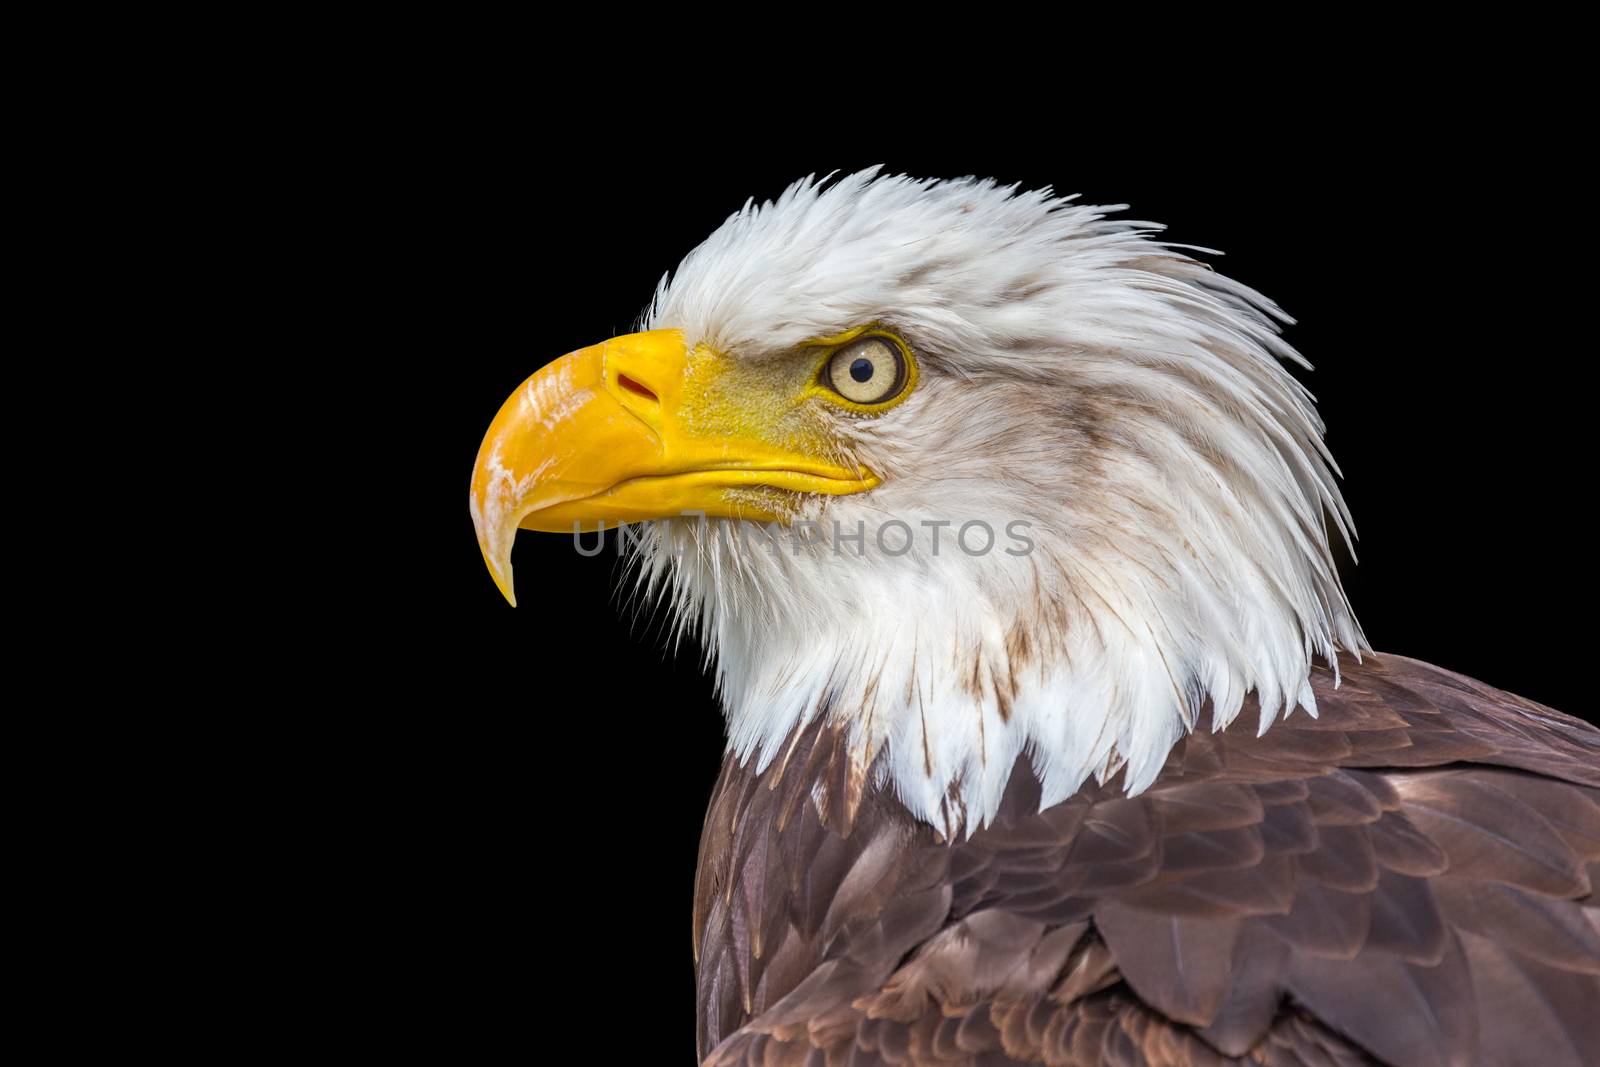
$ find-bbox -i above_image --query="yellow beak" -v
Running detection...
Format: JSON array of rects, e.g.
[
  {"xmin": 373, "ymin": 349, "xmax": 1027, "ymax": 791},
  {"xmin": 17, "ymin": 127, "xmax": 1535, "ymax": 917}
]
[{"xmin": 469, "ymin": 329, "xmax": 878, "ymax": 606}]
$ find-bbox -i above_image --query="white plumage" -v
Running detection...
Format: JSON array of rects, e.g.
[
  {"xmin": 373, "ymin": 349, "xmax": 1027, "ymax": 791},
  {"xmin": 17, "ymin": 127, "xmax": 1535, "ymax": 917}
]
[{"xmin": 631, "ymin": 168, "xmax": 1365, "ymax": 835}]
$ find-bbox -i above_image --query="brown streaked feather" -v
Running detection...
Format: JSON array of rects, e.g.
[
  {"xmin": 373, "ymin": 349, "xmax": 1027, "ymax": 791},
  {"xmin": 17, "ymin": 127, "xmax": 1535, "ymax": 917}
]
[
  {"xmin": 1091, "ymin": 905, "xmax": 1239, "ymax": 1026},
  {"xmin": 695, "ymin": 653, "xmax": 1600, "ymax": 1065}
]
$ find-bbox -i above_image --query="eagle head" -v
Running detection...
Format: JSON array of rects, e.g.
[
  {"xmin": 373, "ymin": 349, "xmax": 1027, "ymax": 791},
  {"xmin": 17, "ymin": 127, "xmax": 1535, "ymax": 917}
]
[{"xmin": 470, "ymin": 169, "xmax": 1365, "ymax": 833}]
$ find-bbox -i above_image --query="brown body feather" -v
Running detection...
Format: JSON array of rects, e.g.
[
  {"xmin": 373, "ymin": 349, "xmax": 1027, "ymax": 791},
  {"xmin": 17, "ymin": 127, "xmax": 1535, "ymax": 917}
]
[{"xmin": 693, "ymin": 653, "xmax": 1600, "ymax": 1066}]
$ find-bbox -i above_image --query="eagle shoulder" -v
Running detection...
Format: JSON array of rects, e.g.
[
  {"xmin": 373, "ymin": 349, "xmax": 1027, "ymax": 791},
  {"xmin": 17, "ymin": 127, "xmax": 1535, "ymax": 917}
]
[{"xmin": 694, "ymin": 652, "xmax": 1600, "ymax": 1066}]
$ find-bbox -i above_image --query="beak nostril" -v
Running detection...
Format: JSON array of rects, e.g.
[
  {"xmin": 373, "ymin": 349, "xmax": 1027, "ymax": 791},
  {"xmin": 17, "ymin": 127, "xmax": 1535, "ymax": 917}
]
[{"xmin": 617, "ymin": 373, "xmax": 659, "ymax": 405}]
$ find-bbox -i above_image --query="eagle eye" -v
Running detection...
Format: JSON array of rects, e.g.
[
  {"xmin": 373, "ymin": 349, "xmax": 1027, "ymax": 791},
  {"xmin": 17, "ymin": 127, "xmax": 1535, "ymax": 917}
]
[{"xmin": 824, "ymin": 337, "xmax": 907, "ymax": 405}]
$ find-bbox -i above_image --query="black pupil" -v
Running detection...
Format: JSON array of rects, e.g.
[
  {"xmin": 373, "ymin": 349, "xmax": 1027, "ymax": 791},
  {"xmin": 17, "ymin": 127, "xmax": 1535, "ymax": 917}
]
[{"xmin": 849, "ymin": 358, "xmax": 875, "ymax": 383}]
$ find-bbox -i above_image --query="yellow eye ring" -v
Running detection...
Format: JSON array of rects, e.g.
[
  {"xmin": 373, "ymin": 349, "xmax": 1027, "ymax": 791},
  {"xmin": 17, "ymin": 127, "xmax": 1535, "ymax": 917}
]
[{"xmin": 807, "ymin": 327, "xmax": 918, "ymax": 413}]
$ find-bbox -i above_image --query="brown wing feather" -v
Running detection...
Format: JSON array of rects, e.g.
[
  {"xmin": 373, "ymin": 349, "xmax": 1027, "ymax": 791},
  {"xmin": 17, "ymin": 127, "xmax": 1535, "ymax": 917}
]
[{"xmin": 694, "ymin": 653, "xmax": 1600, "ymax": 1065}]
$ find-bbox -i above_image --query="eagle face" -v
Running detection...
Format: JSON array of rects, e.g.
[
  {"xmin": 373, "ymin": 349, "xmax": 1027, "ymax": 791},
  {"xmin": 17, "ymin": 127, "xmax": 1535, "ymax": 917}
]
[{"xmin": 471, "ymin": 169, "xmax": 1366, "ymax": 833}]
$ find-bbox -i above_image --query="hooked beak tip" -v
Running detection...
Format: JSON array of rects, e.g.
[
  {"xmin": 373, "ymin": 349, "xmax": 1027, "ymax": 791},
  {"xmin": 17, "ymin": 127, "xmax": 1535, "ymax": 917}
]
[
  {"xmin": 484, "ymin": 547, "xmax": 517, "ymax": 608},
  {"xmin": 470, "ymin": 494, "xmax": 520, "ymax": 608}
]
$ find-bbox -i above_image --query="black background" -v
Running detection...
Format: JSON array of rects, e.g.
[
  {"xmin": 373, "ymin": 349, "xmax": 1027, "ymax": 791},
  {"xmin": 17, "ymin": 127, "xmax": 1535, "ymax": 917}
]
[{"xmin": 366, "ymin": 104, "xmax": 1590, "ymax": 1058}]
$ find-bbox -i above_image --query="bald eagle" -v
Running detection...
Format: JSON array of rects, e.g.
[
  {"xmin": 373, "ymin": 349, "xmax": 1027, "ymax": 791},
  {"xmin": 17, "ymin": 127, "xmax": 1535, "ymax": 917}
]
[{"xmin": 470, "ymin": 171, "xmax": 1599, "ymax": 1066}]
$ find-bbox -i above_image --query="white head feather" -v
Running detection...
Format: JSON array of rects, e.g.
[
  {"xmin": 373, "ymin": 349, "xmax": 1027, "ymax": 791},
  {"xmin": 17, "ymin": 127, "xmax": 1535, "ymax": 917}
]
[{"xmin": 630, "ymin": 168, "xmax": 1365, "ymax": 835}]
